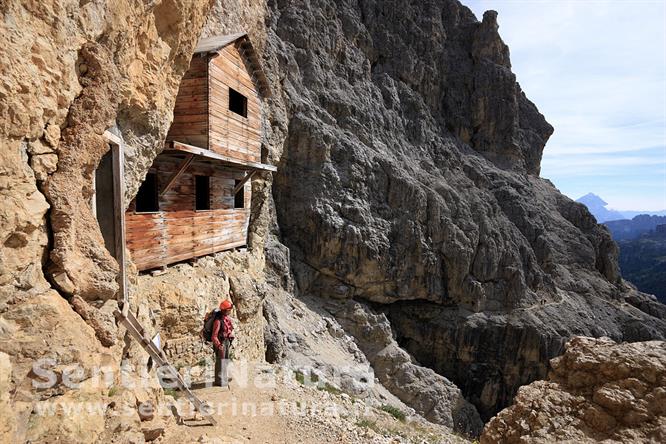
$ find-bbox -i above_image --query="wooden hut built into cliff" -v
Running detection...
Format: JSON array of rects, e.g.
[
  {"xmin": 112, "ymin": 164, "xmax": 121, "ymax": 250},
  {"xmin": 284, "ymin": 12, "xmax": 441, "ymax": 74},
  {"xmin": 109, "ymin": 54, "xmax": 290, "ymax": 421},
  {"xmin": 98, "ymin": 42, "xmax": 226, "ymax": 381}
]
[{"xmin": 125, "ymin": 33, "xmax": 275, "ymax": 271}]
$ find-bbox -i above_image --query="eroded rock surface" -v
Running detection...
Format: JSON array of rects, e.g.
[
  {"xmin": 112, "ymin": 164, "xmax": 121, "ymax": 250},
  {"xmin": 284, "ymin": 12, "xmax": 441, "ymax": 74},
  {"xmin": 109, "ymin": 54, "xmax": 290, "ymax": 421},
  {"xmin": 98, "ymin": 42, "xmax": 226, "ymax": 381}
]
[
  {"xmin": 2, "ymin": 0, "xmax": 666, "ymax": 441},
  {"xmin": 332, "ymin": 300, "xmax": 483, "ymax": 435},
  {"xmin": 133, "ymin": 251, "xmax": 269, "ymax": 365},
  {"xmin": 265, "ymin": 0, "xmax": 666, "ymax": 418},
  {"xmin": 481, "ymin": 337, "xmax": 666, "ymax": 443},
  {"xmin": 0, "ymin": 0, "xmax": 214, "ymax": 441}
]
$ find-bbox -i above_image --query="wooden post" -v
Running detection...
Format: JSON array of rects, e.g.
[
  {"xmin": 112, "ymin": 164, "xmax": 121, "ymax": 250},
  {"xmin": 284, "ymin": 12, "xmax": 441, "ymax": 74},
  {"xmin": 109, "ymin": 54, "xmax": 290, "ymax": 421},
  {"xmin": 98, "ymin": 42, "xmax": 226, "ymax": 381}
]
[
  {"xmin": 103, "ymin": 130, "xmax": 128, "ymax": 311},
  {"xmin": 91, "ymin": 169, "xmax": 97, "ymax": 217}
]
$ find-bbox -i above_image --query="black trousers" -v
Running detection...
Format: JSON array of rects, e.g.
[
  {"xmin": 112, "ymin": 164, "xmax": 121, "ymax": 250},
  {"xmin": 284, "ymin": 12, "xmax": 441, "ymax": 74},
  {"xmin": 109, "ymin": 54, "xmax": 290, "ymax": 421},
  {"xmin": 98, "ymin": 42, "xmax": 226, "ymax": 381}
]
[{"xmin": 213, "ymin": 339, "xmax": 231, "ymax": 387}]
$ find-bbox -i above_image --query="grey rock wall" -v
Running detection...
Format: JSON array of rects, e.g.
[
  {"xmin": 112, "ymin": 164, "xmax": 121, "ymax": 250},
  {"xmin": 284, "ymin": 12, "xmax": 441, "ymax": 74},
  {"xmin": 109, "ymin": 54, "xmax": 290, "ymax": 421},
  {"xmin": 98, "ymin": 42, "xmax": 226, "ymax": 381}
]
[
  {"xmin": 331, "ymin": 299, "xmax": 484, "ymax": 435},
  {"xmin": 262, "ymin": 0, "xmax": 666, "ymax": 418}
]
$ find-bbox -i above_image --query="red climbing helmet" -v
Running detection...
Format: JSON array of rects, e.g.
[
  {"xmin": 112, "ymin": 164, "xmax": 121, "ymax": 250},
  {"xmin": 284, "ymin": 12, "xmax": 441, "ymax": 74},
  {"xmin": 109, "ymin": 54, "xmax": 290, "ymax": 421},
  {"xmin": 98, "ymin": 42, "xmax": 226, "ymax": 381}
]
[{"xmin": 219, "ymin": 300, "xmax": 233, "ymax": 311}]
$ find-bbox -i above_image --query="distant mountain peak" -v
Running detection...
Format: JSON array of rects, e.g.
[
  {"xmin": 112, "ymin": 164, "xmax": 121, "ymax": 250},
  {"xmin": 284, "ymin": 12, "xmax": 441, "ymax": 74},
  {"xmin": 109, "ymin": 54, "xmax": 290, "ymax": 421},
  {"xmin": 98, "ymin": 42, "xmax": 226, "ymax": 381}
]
[
  {"xmin": 576, "ymin": 193, "xmax": 625, "ymax": 223},
  {"xmin": 577, "ymin": 192, "xmax": 608, "ymax": 207}
]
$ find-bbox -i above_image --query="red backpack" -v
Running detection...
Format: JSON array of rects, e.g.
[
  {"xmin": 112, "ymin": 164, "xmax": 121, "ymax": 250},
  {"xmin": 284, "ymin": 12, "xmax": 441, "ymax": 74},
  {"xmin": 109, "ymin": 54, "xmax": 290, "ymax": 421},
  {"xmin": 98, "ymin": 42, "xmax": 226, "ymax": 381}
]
[{"xmin": 201, "ymin": 309, "xmax": 221, "ymax": 342}]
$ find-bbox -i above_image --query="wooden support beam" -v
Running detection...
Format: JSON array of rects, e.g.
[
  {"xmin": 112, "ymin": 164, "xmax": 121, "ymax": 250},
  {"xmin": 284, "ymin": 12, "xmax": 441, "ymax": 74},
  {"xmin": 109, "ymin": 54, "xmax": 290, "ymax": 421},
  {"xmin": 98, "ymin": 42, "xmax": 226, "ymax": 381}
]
[
  {"xmin": 112, "ymin": 143, "xmax": 128, "ymax": 309},
  {"xmin": 102, "ymin": 129, "xmax": 128, "ymax": 309},
  {"xmin": 169, "ymin": 141, "xmax": 277, "ymax": 172},
  {"xmin": 102, "ymin": 130, "xmax": 122, "ymax": 145},
  {"xmin": 160, "ymin": 154, "xmax": 194, "ymax": 196},
  {"xmin": 234, "ymin": 169, "xmax": 257, "ymax": 195}
]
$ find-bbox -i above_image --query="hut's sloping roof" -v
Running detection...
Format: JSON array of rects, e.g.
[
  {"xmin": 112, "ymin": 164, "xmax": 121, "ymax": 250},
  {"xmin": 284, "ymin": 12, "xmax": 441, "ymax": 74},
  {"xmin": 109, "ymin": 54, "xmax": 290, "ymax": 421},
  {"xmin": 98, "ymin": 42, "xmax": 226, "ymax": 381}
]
[{"xmin": 195, "ymin": 33, "xmax": 271, "ymax": 98}]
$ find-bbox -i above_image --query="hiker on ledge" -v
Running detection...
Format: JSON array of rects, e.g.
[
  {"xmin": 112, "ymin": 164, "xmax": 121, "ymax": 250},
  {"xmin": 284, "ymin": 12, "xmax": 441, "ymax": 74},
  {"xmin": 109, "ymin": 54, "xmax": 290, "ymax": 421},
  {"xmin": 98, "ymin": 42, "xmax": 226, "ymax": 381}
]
[{"xmin": 212, "ymin": 299, "xmax": 234, "ymax": 387}]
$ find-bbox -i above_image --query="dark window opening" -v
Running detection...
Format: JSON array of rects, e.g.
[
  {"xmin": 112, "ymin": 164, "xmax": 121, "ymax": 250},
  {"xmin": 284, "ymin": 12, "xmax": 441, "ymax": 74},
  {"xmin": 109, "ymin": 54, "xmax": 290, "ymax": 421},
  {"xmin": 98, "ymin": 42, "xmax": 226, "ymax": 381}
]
[
  {"xmin": 195, "ymin": 175, "xmax": 210, "ymax": 210},
  {"xmin": 234, "ymin": 179, "xmax": 245, "ymax": 209},
  {"xmin": 135, "ymin": 173, "xmax": 159, "ymax": 213},
  {"xmin": 95, "ymin": 150, "xmax": 116, "ymax": 256},
  {"xmin": 261, "ymin": 144, "xmax": 269, "ymax": 164},
  {"xmin": 229, "ymin": 88, "xmax": 248, "ymax": 117}
]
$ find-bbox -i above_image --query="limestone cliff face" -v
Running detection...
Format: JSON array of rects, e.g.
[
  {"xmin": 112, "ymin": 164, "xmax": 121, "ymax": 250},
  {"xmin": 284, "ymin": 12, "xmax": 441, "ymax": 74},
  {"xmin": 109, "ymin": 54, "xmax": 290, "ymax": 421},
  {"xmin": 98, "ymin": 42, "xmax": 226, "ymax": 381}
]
[
  {"xmin": 1, "ymin": 0, "xmax": 214, "ymax": 302},
  {"xmin": 269, "ymin": 0, "xmax": 623, "ymax": 311},
  {"xmin": 1, "ymin": 0, "xmax": 665, "ymax": 440},
  {"xmin": 0, "ymin": 1, "xmax": 213, "ymax": 441},
  {"xmin": 481, "ymin": 337, "xmax": 666, "ymax": 443},
  {"xmin": 264, "ymin": 0, "xmax": 666, "ymax": 419}
]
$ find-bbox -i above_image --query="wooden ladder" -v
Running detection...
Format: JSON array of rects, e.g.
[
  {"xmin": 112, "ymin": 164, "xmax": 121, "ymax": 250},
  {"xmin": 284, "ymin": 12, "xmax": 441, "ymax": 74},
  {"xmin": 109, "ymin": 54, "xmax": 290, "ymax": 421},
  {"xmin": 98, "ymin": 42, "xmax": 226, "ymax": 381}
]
[{"xmin": 114, "ymin": 308, "xmax": 217, "ymax": 425}]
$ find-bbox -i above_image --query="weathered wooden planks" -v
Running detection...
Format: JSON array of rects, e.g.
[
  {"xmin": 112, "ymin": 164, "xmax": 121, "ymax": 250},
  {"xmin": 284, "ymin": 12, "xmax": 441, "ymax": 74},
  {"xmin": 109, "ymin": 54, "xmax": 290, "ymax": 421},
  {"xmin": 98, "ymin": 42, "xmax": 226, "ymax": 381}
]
[
  {"xmin": 208, "ymin": 45, "xmax": 262, "ymax": 162},
  {"xmin": 167, "ymin": 57, "xmax": 208, "ymax": 145},
  {"xmin": 138, "ymin": 37, "xmax": 271, "ymax": 271},
  {"xmin": 168, "ymin": 141, "xmax": 276, "ymax": 172},
  {"xmin": 125, "ymin": 155, "xmax": 251, "ymax": 271},
  {"xmin": 165, "ymin": 38, "xmax": 264, "ymax": 164},
  {"xmin": 126, "ymin": 208, "xmax": 249, "ymax": 270}
]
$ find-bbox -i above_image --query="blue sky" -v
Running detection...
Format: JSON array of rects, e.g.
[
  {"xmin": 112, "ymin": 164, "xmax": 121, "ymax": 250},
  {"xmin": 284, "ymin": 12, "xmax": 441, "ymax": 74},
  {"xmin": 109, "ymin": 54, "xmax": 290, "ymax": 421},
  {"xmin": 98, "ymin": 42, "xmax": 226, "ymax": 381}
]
[{"xmin": 464, "ymin": 0, "xmax": 666, "ymax": 211}]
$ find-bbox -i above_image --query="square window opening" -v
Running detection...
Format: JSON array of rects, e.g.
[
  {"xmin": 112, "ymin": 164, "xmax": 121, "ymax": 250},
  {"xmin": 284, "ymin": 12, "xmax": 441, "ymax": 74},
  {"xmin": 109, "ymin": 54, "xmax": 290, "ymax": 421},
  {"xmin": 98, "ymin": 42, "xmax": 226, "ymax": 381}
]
[
  {"xmin": 135, "ymin": 173, "xmax": 159, "ymax": 213},
  {"xmin": 229, "ymin": 88, "xmax": 248, "ymax": 118},
  {"xmin": 234, "ymin": 179, "xmax": 245, "ymax": 209},
  {"xmin": 195, "ymin": 176, "xmax": 211, "ymax": 210}
]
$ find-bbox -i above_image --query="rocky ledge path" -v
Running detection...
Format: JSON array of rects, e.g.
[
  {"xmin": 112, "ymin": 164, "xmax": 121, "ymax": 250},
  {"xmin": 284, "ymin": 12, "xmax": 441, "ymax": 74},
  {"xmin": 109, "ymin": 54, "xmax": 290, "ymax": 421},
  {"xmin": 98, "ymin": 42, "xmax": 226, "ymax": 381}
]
[{"xmin": 157, "ymin": 365, "xmax": 471, "ymax": 444}]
